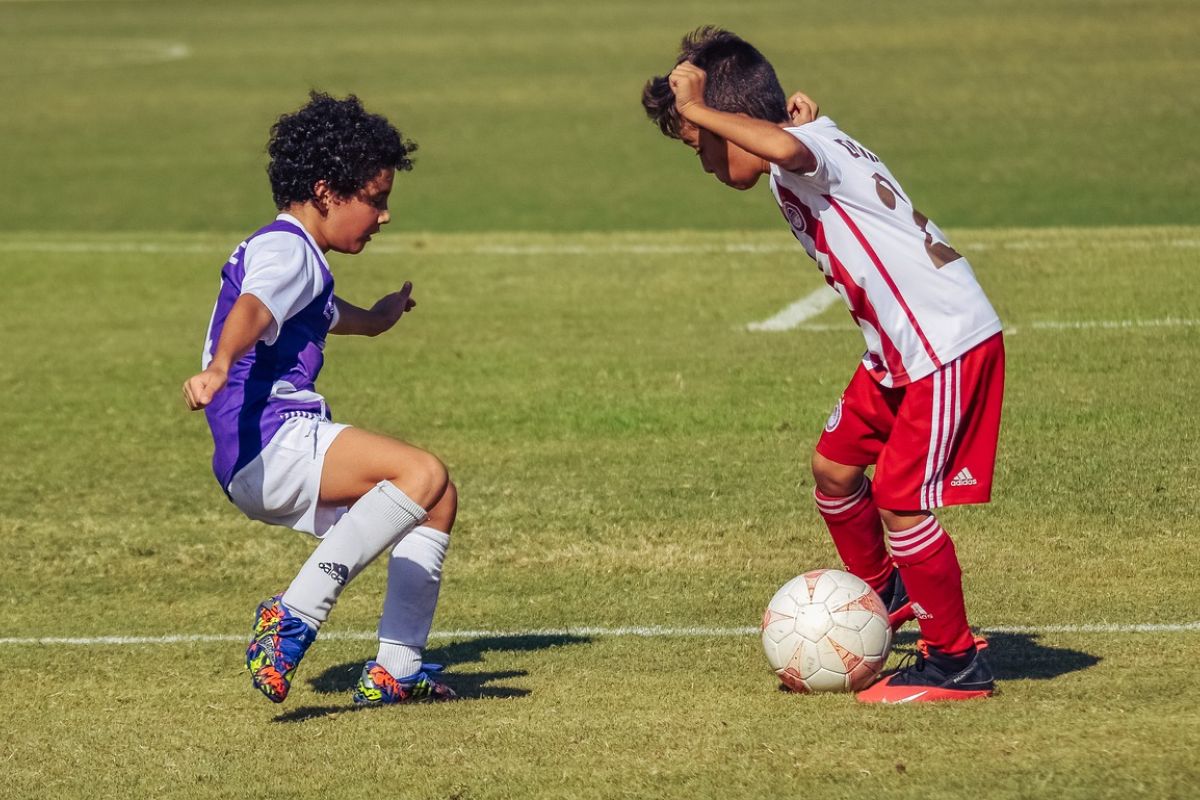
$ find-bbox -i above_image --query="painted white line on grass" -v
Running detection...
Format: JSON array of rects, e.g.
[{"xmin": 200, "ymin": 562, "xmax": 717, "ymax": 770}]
[
  {"xmin": 1030, "ymin": 318, "xmax": 1199, "ymax": 331},
  {"xmin": 746, "ymin": 287, "xmax": 840, "ymax": 331},
  {"xmin": 0, "ymin": 240, "xmax": 799, "ymax": 257},
  {"xmin": 2, "ymin": 621, "xmax": 1197, "ymax": 647},
  {"xmin": 750, "ymin": 317, "xmax": 1199, "ymax": 335}
]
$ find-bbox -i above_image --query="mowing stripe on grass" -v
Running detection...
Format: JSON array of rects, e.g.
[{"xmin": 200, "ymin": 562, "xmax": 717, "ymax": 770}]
[{"xmin": 2, "ymin": 621, "xmax": 1197, "ymax": 647}]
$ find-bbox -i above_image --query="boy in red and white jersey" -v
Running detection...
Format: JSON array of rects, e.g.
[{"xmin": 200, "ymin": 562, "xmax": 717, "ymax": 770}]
[{"xmin": 643, "ymin": 27, "xmax": 1004, "ymax": 702}]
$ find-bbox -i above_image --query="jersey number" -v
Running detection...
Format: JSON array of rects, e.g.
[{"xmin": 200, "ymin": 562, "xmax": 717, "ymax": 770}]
[{"xmin": 872, "ymin": 172, "xmax": 962, "ymax": 268}]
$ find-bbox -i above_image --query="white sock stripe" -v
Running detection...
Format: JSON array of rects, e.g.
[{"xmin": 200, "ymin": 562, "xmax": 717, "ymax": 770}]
[
  {"xmin": 813, "ymin": 480, "xmax": 869, "ymax": 514},
  {"xmin": 889, "ymin": 526, "xmax": 945, "ymax": 558},
  {"xmin": 886, "ymin": 516, "xmax": 940, "ymax": 545}
]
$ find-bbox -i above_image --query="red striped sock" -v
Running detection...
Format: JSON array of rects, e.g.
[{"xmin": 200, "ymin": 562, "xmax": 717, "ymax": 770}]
[
  {"xmin": 886, "ymin": 516, "xmax": 975, "ymax": 656},
  {"xmin": 814, "ymin": 479, "xmax": 893, "ymax": 596}
]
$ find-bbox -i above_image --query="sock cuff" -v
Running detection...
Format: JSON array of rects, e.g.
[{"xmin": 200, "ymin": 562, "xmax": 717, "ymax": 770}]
[
  {"xmin": 410, "ymin": 525, "xmax": 451, "ymax": 549},
  {"xmin": 814, "ymin": 478, "xmax": 871, "ymax": 517},
  {"xmin": 372, "ymin": 480, "xmax": 429, "ymax": 528},
  {"xmin": 886, "ymin": 516, "xmax": 948, "ymax": 562}
]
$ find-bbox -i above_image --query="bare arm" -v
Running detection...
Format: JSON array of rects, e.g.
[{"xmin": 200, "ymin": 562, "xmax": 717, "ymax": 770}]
[
  {"xmin": 329, "ymin": 281, "xmax": 416, "ymax": 337},
  {"xmin": 670, "ymin": 62, "xmax": 818, "ymax": 174},
  {"xmin": 181, "ymin": 293, "xmax": 274, "ymax": 410}
]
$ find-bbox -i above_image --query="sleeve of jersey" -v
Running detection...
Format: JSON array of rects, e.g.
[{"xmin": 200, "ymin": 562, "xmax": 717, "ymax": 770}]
[
  {"xmin": 240, "ymin": 233, "xmax": 321, "ymax": 346},
  {"xmin": 781, "ymin": 127, "xmax": 842, "ymax": 191}
]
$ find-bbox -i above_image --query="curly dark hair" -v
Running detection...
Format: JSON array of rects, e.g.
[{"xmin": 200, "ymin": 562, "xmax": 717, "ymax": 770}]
[
  {"xmin": 267, "ymin": 91, "xmax": 417, "ymax": 209},
  {"xmin": 642, "ymin": 27, "xmax": 788, "ymax": 139}
]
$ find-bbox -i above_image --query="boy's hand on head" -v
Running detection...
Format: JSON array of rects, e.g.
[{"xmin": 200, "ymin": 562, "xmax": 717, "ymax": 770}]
[
  {"xmin": 182, "ymin": 366, "xmax": 228, "ymax": 411},
  {"xmin": 668, "ymin": 61, "xmax": 708, "ymax": 118},
  {"xmin": 370, "ymin": 281, "xmax": 417, "ymax": 334},
  {"xmin": 787, "ymin": 91, "xmax": 820, "ymax": 126}
]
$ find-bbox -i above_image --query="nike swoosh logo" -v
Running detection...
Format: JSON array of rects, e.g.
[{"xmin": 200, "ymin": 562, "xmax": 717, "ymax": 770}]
[{"xmin": 890, "ymin": 691, "xmax": 928, "ymax": 704}]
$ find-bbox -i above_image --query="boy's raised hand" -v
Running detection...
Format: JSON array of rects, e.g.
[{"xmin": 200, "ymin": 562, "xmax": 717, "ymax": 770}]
[
  {"xmin": 369, "ymin": 281, "xmax": 417, "ymax": 333},
  {"xmin": 787, "ymin": 91, "xmax": 820, "ymax": 125},
  {"xmin": 668, "ymin": 61, "xmax": 707, "ymax": 116}
]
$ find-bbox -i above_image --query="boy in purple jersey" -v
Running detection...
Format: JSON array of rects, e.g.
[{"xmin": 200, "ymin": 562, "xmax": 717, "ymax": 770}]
[{"xmin": 183, "ymin": 92, "xmax": 456, "ymax": 706}]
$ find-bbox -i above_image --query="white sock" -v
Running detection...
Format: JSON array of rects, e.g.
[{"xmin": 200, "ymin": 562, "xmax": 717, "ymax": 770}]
[
  {"xmin": 376, "ymin": 526, "xmax": 450, "ymax": 678},
  {"xmin": 282, "ymin": 481, "xmax": 427, "ymax": 628}
]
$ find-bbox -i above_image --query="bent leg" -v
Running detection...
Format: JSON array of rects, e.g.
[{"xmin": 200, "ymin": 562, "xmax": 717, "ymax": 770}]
[
  {"xmin": 319, "ymin": 427, "xmax": 450, "ymax": 510},
  {"xmin": 812, "ymin": 453, "xmax": 893, "ymax": 595},
  {"xmin": 376, "ymin": 481, "xmax": 457, "ymax": 679},
  {"xmin": 879, "ymin": 508, "xmax": 975, "ymax": 657},
  {"xmin": 282, "ymin": 429, "xmax": 450, "ymax": 629}
]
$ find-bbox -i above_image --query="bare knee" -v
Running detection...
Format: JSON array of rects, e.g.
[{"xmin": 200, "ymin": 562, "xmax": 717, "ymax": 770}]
[
  {"xmin": 387, "ymin": 450, "xmax": 449, "ymax": 510},
  {"xmin": 425, "ymin": 480, "xmax": 457, "ymax": 534},
  {"xmin": 811, "ymin": 452, "xmax": 866, "ymax": 497}
]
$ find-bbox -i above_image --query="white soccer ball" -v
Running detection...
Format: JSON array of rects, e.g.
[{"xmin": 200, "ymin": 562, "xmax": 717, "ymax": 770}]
[{"xmin": 761, "ymin": 568, "xmax": 893, "ymax": 693}]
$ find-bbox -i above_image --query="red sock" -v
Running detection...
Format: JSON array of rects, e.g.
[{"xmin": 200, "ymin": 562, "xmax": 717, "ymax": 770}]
[
  {"xmin": 814, "ymin": 479, "xmax": 892, "ymax": 596},
  {"xmin": 886, "ymin": 516, "xmax": 975, "ymax": 656}
]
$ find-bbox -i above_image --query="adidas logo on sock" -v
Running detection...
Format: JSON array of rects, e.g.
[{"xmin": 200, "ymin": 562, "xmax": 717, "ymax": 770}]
[
  {"xmin": 950, "ymin": 468, "xmax": 978, "ymax": 487},
  {"xmin": 319, "ymin": 562, "xmax": 349, "ymax": 586}
]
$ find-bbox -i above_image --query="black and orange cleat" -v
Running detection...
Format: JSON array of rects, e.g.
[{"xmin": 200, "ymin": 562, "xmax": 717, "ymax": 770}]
[{"xmin": 856, "ymin": 644, "xmax": 994, "ymax": 704}]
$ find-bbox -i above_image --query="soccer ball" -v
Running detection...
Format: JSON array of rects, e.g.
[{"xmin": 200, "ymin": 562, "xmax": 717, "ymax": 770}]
[{"xmin": 761, "ymin": 568, "xmax": 892, "ymax": 693}]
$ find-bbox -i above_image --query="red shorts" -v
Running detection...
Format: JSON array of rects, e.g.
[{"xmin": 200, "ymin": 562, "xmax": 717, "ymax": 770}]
[{"xmin": 816, "ymin": 333, "xmax": 1005, "ymax": 511}]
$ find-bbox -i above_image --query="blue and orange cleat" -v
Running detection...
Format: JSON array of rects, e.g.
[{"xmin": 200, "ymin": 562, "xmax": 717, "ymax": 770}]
[
  {"xmin": 856, "ymin": 643, "xmax": 994, "ymax": 703},
  {"xmin": 352, "ymin": 660, "xmax": 458, "ymax": 706},
  {"xmin": 245, "ymin": 594, "xmax": 317, "ymax": 704}
]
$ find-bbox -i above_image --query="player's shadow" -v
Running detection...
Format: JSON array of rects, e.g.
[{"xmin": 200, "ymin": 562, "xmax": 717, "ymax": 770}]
[
  {"xmin": 894, "ymin": 630, "xmax": 1100, "ymax": 679},
  {"xmin": 272, "ymin": 632, "xmax": 590, "ymax": 724}
]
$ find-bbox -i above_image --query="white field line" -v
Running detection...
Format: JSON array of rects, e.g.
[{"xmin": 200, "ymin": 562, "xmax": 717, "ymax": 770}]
[
  {"xmin": 1, "ymin": 240, "xmax": 799, "ymax": 257},
  {"xmin": 746, "ymin": 287, "xmax": 839, "ymax": 331},
  {"xmin": 1030, "ymin": 318, "xmax": 1200, "ymax": 331},
  {"xmin": 1, "ymin": 621, "xmax": 1197, "ymax": 647},
  {"xmin": 4, "ymin": 237, "xmax": 1200, "ymax": 257},
  {"xmin": 753, "ymin": 317, "xmax": 1200, "ymax": 335}
]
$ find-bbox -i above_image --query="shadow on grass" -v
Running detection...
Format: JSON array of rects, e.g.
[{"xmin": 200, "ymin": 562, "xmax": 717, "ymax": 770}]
[
  {"xmin": 894, "ymin": 630, "xmax": 1101, "ymax": 680},
  {"xmin": 273, "ymin": 633, "xmax": 591, "ymax": 723}
]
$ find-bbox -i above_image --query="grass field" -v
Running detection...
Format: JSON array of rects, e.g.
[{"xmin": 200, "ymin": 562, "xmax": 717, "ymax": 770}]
[
  {"xmin": 2, "ymin": 0, "xmax": 1200, "ymax": 798},
  {"xmin": 3, "ymin": 227, "xmax": 1198, "ymax": 798}
]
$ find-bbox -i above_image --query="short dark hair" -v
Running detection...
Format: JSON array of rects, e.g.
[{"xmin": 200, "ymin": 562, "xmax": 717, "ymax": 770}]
[
  {"xmin": 642, "ymin": 27, "xmax": 788, "ymax": 139},
  {"xmin": 267, "ymin": 91, "xmax": 417, "ymax": 209}
]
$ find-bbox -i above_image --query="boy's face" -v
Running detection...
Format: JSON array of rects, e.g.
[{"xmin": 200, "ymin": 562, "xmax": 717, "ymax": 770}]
[
  {"xmin": 680, "ymin": 122, "xmax": 764, "ymax": 190},
  {"xmin": 323, "ymin": 168, "xmax": 395, "ymax": 254}
]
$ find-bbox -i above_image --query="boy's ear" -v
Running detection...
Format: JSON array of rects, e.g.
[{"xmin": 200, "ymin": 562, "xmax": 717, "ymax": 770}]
[{"xmin": 311, "ymin": 180, "xmax": 334, "ymax": 214}]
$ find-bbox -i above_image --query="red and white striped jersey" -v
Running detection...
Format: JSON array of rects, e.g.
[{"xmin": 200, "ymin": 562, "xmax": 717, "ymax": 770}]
[{"xmin": 768, "ymin": 117, "xmax": 1001, "ymax": 387}]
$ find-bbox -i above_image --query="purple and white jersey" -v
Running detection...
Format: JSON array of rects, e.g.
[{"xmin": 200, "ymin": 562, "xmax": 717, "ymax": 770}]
[{"xmin": 201, "ymin": 214, "xmax": 339, "ymax": 491}]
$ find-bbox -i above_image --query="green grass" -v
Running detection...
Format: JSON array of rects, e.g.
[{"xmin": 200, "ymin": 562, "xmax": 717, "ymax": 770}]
[
  {"xmin": 1, "ymin": 0, "xmax": 1198, "ymax": 233},
  {"xmin": 2, "ymin": 227, "xmax": 1198, "ymax": 798},
  {"xmin": 2, "ymin": 0, "xmax": 1199, "ymax": 796}
]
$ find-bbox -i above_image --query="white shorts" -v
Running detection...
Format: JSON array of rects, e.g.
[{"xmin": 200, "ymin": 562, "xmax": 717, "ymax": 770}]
[{"xmin": 227, "ymin": 415, "xmax": 350, "ymax": 537}]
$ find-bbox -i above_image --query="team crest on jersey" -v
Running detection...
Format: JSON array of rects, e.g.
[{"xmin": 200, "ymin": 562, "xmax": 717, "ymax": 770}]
[
  {"xmin": 825, "ymin": 399, "xmax": 844, "ymax": 432},
  {"xmin": 782, "ymin": 201, "xmax": 809, "ymax": 235}
]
